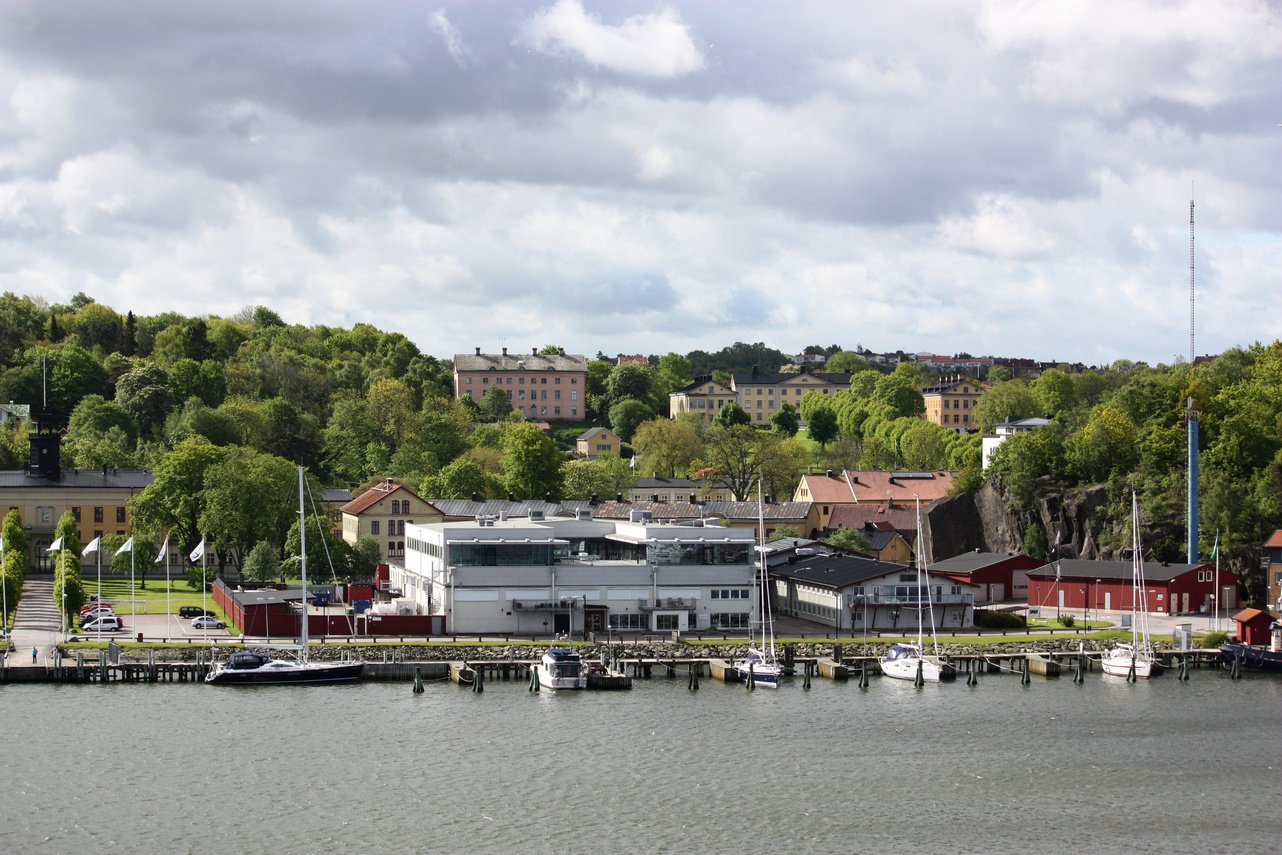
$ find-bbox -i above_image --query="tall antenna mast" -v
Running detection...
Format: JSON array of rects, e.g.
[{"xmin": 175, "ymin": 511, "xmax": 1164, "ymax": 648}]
[{"xmin": 1189, "ymin": 192, "xmax": 1195, "ymax": 363}]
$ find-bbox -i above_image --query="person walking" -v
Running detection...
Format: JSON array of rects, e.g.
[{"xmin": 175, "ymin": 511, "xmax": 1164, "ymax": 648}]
[{"xmin": 31, "ymin": 646, "xmax": 38, "ymax": 664}]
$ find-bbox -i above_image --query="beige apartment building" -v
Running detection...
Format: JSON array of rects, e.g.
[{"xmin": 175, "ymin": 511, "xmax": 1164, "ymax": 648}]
[
  {"xmin": 922, "ymin": 375, "xmax": 988, "ymax": 432},
  {"xmin": 340, "ymin": 478, "xmax": 444, "ymax": 562},
  {"xmin": 670, "ymin": 369, "xmax": 851, "ymax": 425}
]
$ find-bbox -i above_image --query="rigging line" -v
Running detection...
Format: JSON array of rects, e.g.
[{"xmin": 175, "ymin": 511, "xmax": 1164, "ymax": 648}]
[{"xmin": 304, "ymin": 472, "xmax": 359, "ymax": 638}]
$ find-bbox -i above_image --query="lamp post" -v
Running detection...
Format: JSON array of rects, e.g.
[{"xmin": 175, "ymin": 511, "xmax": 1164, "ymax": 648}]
[{"xmin": 1080, "ymin": 587, "xmax": 1087, "ymax": 627}]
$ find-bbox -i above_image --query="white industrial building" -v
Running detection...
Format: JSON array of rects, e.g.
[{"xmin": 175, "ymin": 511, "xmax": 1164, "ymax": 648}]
[{"xmin": 398, "ymin": 509, "xmax": 760, "ymax": 636}]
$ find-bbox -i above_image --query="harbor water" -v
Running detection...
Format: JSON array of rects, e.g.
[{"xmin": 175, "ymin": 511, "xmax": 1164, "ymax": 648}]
[{"xmin": 2, "ymin": 672, "xmax": 1279, "ymax": 854}]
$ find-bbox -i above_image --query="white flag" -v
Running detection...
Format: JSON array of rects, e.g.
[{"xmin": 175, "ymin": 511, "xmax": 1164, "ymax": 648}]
[
  {"xmin": 189, "ymin": 538, "xmax": 205, "ymax": 563},
  {"xmin": 82, "ymin": 536, "xmax": 101, "ymax": 556},
  {"xmin": 115, "ymin": 536, "xmax": 134, "ymax": 557},
  {"xmin": 47, "ymin": 536, "xmax": 64, "ymax": 552},
  {"xmin": 629, "ymin": 455, "xmax": 636, "ymax": 470},
  {"xmin": 155, "ymin": 536, "xmax": 169, "ymax": 564}
]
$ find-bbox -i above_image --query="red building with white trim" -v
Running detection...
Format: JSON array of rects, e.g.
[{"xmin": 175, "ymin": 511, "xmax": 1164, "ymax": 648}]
[{"xmin": 1026, "ymin": 558, "xmax": 1238, "ymax": 616}]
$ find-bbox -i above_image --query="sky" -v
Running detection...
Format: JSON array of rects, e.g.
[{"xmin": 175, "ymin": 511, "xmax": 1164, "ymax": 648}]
[{"xmin": 1, "ymin": 0, "xmax": 1279, "ymax": 367}]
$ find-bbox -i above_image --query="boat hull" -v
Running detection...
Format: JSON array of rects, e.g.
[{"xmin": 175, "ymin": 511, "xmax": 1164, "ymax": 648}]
[
  {"xmin": 1100, "ymin": 653, "xmax": 1163, "ymax": 679},
  {"xmin": 733, "ymin": 663, "xmax": 782, "ymax": 687},
  {"xmin": 1220, "ymin": 643, "xmax": 1282, "ymax": 674},
  {"xmin": 880, "ymin": 657, "xmax": 954, "ymax": 683},
  {"xmin": 532, "ymin": 664, "xmax": 586, "ymax": 690},
  {"xmin": 205, "ymin": 661, "xmax": 364, "ymax": 686}
]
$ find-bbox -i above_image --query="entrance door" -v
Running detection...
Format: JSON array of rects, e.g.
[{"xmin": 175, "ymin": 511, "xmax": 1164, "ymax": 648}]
[
  {"xmin": 1057, "ymin": 589, "xmax": 1065, "ymax": 610},
  {"xmin": 1103, "ymin": 591, "xmax": 1112, "ymax": 611},
  {"xmin": 553, "ymin": 612, "xmax": 569, "ymax": 634}
]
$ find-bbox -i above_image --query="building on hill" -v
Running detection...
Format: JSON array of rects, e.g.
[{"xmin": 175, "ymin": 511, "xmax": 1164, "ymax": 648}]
[
  {"xmin": 982, "ymin": 416, "xmax": 1050, "ymax": 469},
  {"xmin": 0, "ymin": 404, "xmax": 151, "ymax": 571},
  {"xmin": 794, "ymin": 469, "xmax": 954, "ymax": 532},
  {"xmin": 453, "ymin": 346, "xmax": 588, "ymax": 421},
  {"xmin": 1264, "ymin": 530, "xmax": 1282, "ymax": 612},
  {"xmin": 669, "ymin": 367, "xmax": 851, "ymax": 426},
  {"xmin": 340, "ymin": 479, "xmax": 444, "ymax": 561},
  {"xmin": 922, "ymin": 374, "xmax": 988, "ymax": 432},
  {"xmin": 576, "ymin": 427, "xmax": 620, "ymax": 459}
]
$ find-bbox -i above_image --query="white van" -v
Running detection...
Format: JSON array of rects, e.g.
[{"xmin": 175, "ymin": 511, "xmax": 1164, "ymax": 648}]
[{"xmin": 81, "ymin": 615, "xmax": 122, "ymax": 632}]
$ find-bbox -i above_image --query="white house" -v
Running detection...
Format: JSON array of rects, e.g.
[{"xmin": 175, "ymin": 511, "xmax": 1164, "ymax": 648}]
[
  {"xmin": 982, "ymin": 416, "xmax": 1051, "ymax": 469},
  {"xmin": 399, "ymin": 509, "xmax": 759, "ymax": 635}
]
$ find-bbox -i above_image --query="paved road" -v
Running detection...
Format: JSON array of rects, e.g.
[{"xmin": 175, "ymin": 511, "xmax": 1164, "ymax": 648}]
[{"xmin": 5, "ymin": 576, "xmax": 62, "ymax": 668}]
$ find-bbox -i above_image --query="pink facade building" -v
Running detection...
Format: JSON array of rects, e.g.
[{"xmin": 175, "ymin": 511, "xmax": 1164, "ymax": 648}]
[{"xmin": 454, "ymin": 346, "xmax": 588, "ymax": 421}]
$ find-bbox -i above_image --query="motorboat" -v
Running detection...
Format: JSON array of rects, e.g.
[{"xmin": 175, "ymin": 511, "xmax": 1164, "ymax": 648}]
[
  {"xmin": 532, "ymin": 648, "xmax": 587, "ymax": 690},
  {"xmin": 880, "ymin": 642, "xmax": 954, "ymax": 683}
]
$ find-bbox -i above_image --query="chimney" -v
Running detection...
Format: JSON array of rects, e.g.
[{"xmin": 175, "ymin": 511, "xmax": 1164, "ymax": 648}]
[
  {"xmin": 502, "ymin": 346, "xmax": 508, "ymax": 356},
  {"xmin": 589, "ymin": 492, "xmax": 598, "ymax": 504},
  {"xmin": 470, "ymin": 492, "xmax": 480, "ymax": 502},
  {"xmin": 616, "ymin": 492, "xmax": 623, "ymax": 502},
  {"xmin": 544, "ymin": 491, "xmax": 553, "ymax": 502},
  {"xmin": 826, "ymin": 469, "xmax": 834, "ymax": 478},
  {"xmin": 507, "ymin": 491, "xmax": 515, "ymax": 501},
  {"xmin": 751, "ymin": 365, "xmax": 758, "ymax": 377},
  {"xmin": 851, "ymin": 476, "xmax": 860, "ymax": 485},
  {"xmin": 532, "ymin": 347, "xmax": 538, "ymax": 355},
  {"xmin": 474, "ymin": 346, "xmax": 481, "ymax": 355},
  {"xmin": 689, "ymin": 493, "xmax": 697, "ymax": 504}
]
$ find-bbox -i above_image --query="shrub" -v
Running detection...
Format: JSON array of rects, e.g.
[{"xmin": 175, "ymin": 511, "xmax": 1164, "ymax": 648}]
[
  {"xmin": 1199, "ymin": 630, "xmax": 1229, "ymax": 647},
  {"xmin": 1056, "ymin": 614, "xmax": 1075, "ymax": 628},
  {"xmin": 974, "ymin": 609, "xmax": 1027, "ymax": 629}
]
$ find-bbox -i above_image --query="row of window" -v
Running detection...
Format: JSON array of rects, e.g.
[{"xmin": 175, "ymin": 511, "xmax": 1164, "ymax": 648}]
[
  {"xmin": 710, "ymin": 613, "xmax": 749, "ymax": 629},
  {"xmin": 709, "ymin": 588, "xmax": 750, "ymax": 599},
  {"xmin": 465, "ymin": 375, "xmax": 579, "ymax": 385},
  {"xmin": 945, "ymin": 398, "xmax": 972, "ymax": 409},
  {"xmin": 371, "ymin": 520, "xmax": 412, "ymax": 535},
  {"xmin": 67, "ymin": 507, "xmax": 128, "ymax": 524},
  {"xmin": 516, "ymin": 389, "xmax": 571, "ymax": 401}
]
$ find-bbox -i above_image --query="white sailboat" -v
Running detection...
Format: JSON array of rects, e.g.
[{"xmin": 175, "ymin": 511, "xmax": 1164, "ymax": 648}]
[
  {"xmin": 1101, "ymin": 491, "xmax": 1164, "ymax": 680},
  {"xmin": 881, "ymin": 497, "xmax": 955, "ymax": 684},
  {"xmin": 206, "ymin": 466, "xmax": 363, "ymax": 686},
  {"xmin": 735, "ymin": 480, "xmax": 783, "ymax": 688}
]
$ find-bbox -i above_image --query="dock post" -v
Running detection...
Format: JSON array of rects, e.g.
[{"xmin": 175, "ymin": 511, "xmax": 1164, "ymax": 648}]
[
  {"xmin": 802, "ymin": 661, "xmax": 811, "ymax": 690},
  {"xmin": 413, "ymin": 667, "xmax": 424, "ymax": 693},
  {"xmin": 914, "ymin": 658, "xmax": 924, "ymax": 687},
  {"xmin": 473, "ymin": 667, "xmax": 484, "ymax": 693},
  {"xmin": 688, "ymin": 667, "xmax": 699, "ymax": 692},
  {"xmin": 858, "ymin": 663, "xmax": 869, "ymax": 688}
]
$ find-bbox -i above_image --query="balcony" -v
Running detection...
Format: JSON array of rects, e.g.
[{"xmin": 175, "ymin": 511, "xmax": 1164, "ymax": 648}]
[{"xmin": 638, "ymin": 597, "xmax": 698, "ymax": 611}]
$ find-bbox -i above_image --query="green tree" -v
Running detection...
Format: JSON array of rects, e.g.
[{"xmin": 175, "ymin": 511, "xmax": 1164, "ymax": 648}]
[
  {"xmin": 198, "ymin": 448, "xmax": 299, "ymax": 572},
  {"xmin": 608, "ymin": 399, "xmax": 655, "ymax": 443},
  {"xmin": 480, "ymin": 385, "xmax": 513, "ymax": 422},
  {"xmin": 501, "ymin": 422, "xmax": 564, "ymax": 499},
  {"xmin": 420, "ymin": 456, "xmax": 492, "ymax": 499},
  {"xmin": 1065, "ymin": 405, "xmax": 1139, "ymax": 483},
  {"xmin": 241, "ymin": 540, "xmax": 279, "ymax": 585},
  {"xmin": 561, "ymin": 455, "xmax": 636, "ymax": 500},
  {"xmin": 872, "ymin": 372, "xmax": 925, "ymax": 418},
  {"xmin": 128, "ymin": 438, "xmax": 232, "ymax": 558},
  {"xmin": 715, "ymin": 401, "xmax": 751, "ymax": 428},
  {"xmin": 824, "ymin": 527, "xmax": 872, "ymax": 553},
  {"xmin": 807, "ymin": 408, "xmax": 838, "ymax": 447},
  {"xmin": 972, "ymin": 380, "xmax": 1038, "ymax": 433},
  {"xmin": 692, "ymin": 424, "xmax": 763, "ymax": 501},
  {"xmin": 1031, "ymin": 368, "xmax": 1078, "ymax": 418},
  {"xmin": 653, "ymin": 353, "xmax": 694, "ymax": 415},
  {"xmin": 631, "ymin": 417, "xmax": 702, "ymax": 478},
  {"xmin": 771, "ymin": 403, "xmax": 800, "ymax": 437},
  {"xmin": 54, "ymin": 549, "xmax": 86, "ymax": 627},
  {"xmin": 824, "ymin": 351, "xmax": 871, "ymax": 374},
  {"xmin": 604, "ymin": 362, "xmax": 656, "ymax": 412},
  {"xmin": 114, "ymin": 362, "xmax": 173, "ymax": 438}
]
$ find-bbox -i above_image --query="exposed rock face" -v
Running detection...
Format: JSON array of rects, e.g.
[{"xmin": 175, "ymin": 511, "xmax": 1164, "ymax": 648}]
[{"xmin": 924, "ymin": 479, "xmax": 1113, "ymax": 562}]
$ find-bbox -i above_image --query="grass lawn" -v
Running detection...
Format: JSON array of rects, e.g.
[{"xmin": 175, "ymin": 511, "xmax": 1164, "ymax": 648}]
[{"xmin": 84, "ymin": 576, "xmax": 228, "ymax": 617}]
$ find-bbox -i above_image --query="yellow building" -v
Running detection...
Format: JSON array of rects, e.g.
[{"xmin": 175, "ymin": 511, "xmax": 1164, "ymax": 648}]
[
  {"xmin": 576, "ymin": 427, "xmax": 621, "ymax": 459},
  {"xmin": 340, "ymin": 479, "xmax": 445, "ymax": 561},
  {"xmin": 670, "ymin": 369, "xmax": 851, "ymax": 426},
  {"xmin": 922, "ymin": 375, "xmax": 988, "ymax": 432}
]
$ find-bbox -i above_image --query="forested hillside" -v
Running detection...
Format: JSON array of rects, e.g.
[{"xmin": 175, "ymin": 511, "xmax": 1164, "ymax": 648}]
[{"xmin": 1, "ymin": 292, "xmax": 1277, "ymax": 591}]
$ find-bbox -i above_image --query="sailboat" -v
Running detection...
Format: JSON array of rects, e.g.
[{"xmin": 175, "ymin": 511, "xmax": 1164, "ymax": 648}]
[
  {"xmin": 1101, "ymin": 491, "xmax": 1164, "ymax": 679},
  {"xmin": 206, "ymin": 466, "xmax": 364, "ymax": 686},
  {"xmin": 734, "ymin": 480, "xmax": 783, "ymax": 688},
  {"xmin": 880, "ymin": 497, "xmax": 956, "ymax": 683}
]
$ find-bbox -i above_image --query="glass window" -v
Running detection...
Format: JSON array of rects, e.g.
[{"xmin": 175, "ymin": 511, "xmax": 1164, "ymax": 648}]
[
  {"xmin": 371, "ymin": 521, "xmax": 380, "ymax": 535},
  {"xmin": 93, "ymin": 507, "xmax": 104, "ymax": 523},
  {"xmin": 116, "ymin": 507, "xmax": 126, "ymax": 523}
]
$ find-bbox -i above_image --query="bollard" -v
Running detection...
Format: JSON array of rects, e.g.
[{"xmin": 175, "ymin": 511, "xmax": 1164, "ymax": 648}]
[
  {"xmin": 1179, "ymin": 656, "xmax": 1190, "ymax": 681},
  {"xmin": 1127, "ymin": 658, "xmax": 1137, "ymax": 684},
  {"xmin": 914, "ymin": 658, "xmax": 924, "ymax": 687},
  {"xmin": 1021, "ymin": 658, "xmax": 1030, "ymax": 686},
  {"xmin": 688, "ymin": 668, "xmax": 699, "ymax": 692},
  {"xmin": 802, "ymin": 661, "xmax": 811, "ymax": 690},
  {"xmin": 747, "ymin": 662, "xmax": 755, "ymax": 691},
  {"xmin": 473, "ymin": 667, "xmax": 484, "ymax": 693},
  {"xmin": 413, "ymin": 667, "xmax": 424, "ymax": 693}
]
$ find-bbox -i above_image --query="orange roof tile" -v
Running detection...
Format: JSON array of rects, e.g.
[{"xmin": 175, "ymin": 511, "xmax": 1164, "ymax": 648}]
[{"xmin": 798, "ymin": 470, "xmax": 955, "ymax": 504}]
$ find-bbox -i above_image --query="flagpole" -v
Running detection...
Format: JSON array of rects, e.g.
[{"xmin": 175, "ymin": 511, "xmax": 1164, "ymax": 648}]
[
  {"xmin": 200, "ymin": 539, "xmax": 208, "ymax": 639},
  {"xmin": 1213, "ymin": 530, "xmax": 1220, "ymax": 632},
  {"xmin": 1, "ymin": 537, "xmax": 7, "ymax": 643},
  {"xmin": 164, "ymin": 538, "xmax": 171, "ymax": 641},
  {"xmin": 96, "ymin": 546, "xmax": 102, "ymax": 642},
  {"xmin": 130, "ymin": 544, "xmax": 135, "ymax": 621}
]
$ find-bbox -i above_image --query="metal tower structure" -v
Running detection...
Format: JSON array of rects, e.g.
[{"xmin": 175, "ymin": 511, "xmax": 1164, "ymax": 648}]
[{"xmin": 1187, "ymin": 197, "xmax": 1199, "ymax": 565}]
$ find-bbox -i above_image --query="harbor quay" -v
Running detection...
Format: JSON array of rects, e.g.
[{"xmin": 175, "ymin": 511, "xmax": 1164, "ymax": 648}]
[{"xmin": 0, "ymin": 636, "xmax": 1226, "ymax": 685}]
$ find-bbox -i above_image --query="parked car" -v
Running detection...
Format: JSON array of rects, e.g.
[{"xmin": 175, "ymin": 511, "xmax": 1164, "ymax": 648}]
[
  {"xmin": 80, "ymin": 602, "xmax": 113, "ymax": 614},
  {"xmin": 80, "ymin": 607, "xmax": 115, "ymax": 624},
  {"xmin": 191, "ymin": 616, "xmax": 226, "ymax": 630},
  {"xmin": 81, "ymin": 616, "xmax": 123, "ymax": 632},
  {"xmin": 178, "ymin": 606, "xmax": 214, "ymax": 618}
]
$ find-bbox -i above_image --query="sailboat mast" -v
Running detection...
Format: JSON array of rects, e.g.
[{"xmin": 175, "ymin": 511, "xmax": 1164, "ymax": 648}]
[
  {"xmin": 756, "ymin": 477, "xmax": 773, "ymax": 658},
  {"xmin": 298, "ymin": 465, "xmax": 309, "ymax": 653},
  {"xmin": 915, "ymin": 496, "xmax": 924, "ymax": 651}
]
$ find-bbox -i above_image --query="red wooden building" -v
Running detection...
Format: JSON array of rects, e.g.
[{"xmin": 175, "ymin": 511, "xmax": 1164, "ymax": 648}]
[
  {"xmin": 212, "ymin": 580, "xmax": 446, "ymax": 638},
  {"xmin": 1230, "ymin": 608, "xmax": 1277, "ymax": 646},
  {"xmin": 1026, "ymin": 558, "xmax": 1238, "ymax": 616},
  {"xmin": 931, "ymin": 550, "xmax": 1045, "ymax": 604}
]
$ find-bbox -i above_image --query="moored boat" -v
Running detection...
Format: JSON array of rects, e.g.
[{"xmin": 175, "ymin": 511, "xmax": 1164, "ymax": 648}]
[
  {"xmin": 1101, "ymin": 492, "xmax": 1163, "ymax": 680},
  {"xmin": 532, "ymin": 648, "xmax": 587, "ymax": 690}
]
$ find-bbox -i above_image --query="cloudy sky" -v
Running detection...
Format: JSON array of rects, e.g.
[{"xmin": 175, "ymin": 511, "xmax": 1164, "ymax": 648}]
[{"xmin": 1, "ymin": 0, "xmax": 1278, "ymax": 366}]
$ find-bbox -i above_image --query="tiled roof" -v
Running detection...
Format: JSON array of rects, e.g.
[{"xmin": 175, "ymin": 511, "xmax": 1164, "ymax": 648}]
[
  {"xmin": 341, "ymin": 481, "xmax": 440, "ymax": 515},
  {"xmin": 1265, "ymin": 530, "xmax": 1282, "ymax": 548},
  {"xmin": 801, "ymin": 470, "xmax": 955, "ymax": 505},
  {"xmin": 577, "ymin": 427, "xmax": 613, "ymax": 441},
  {"xmin": 421, "ymin": 498, "xmax": 811, "ymax": 522},
  {"xmin": 931, "ymin": 551, "xmax": 1036, "ymax": 574},
  {"xmin": 827, "ymin": 504, "xmax": 921, "ymax": 532}
]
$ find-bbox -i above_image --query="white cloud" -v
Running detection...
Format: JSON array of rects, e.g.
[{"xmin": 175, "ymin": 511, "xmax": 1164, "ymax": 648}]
[
  {"xmin": 429, "ymin": 10, "xmax": 474, "ymax": 67},
  {"xmin": 521, "ymin": 0, "xmax": 705, "ymax": 78},
  {"xmin": 937, "ymin": 195, "xmax": 1056, "ymax": 257}
]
